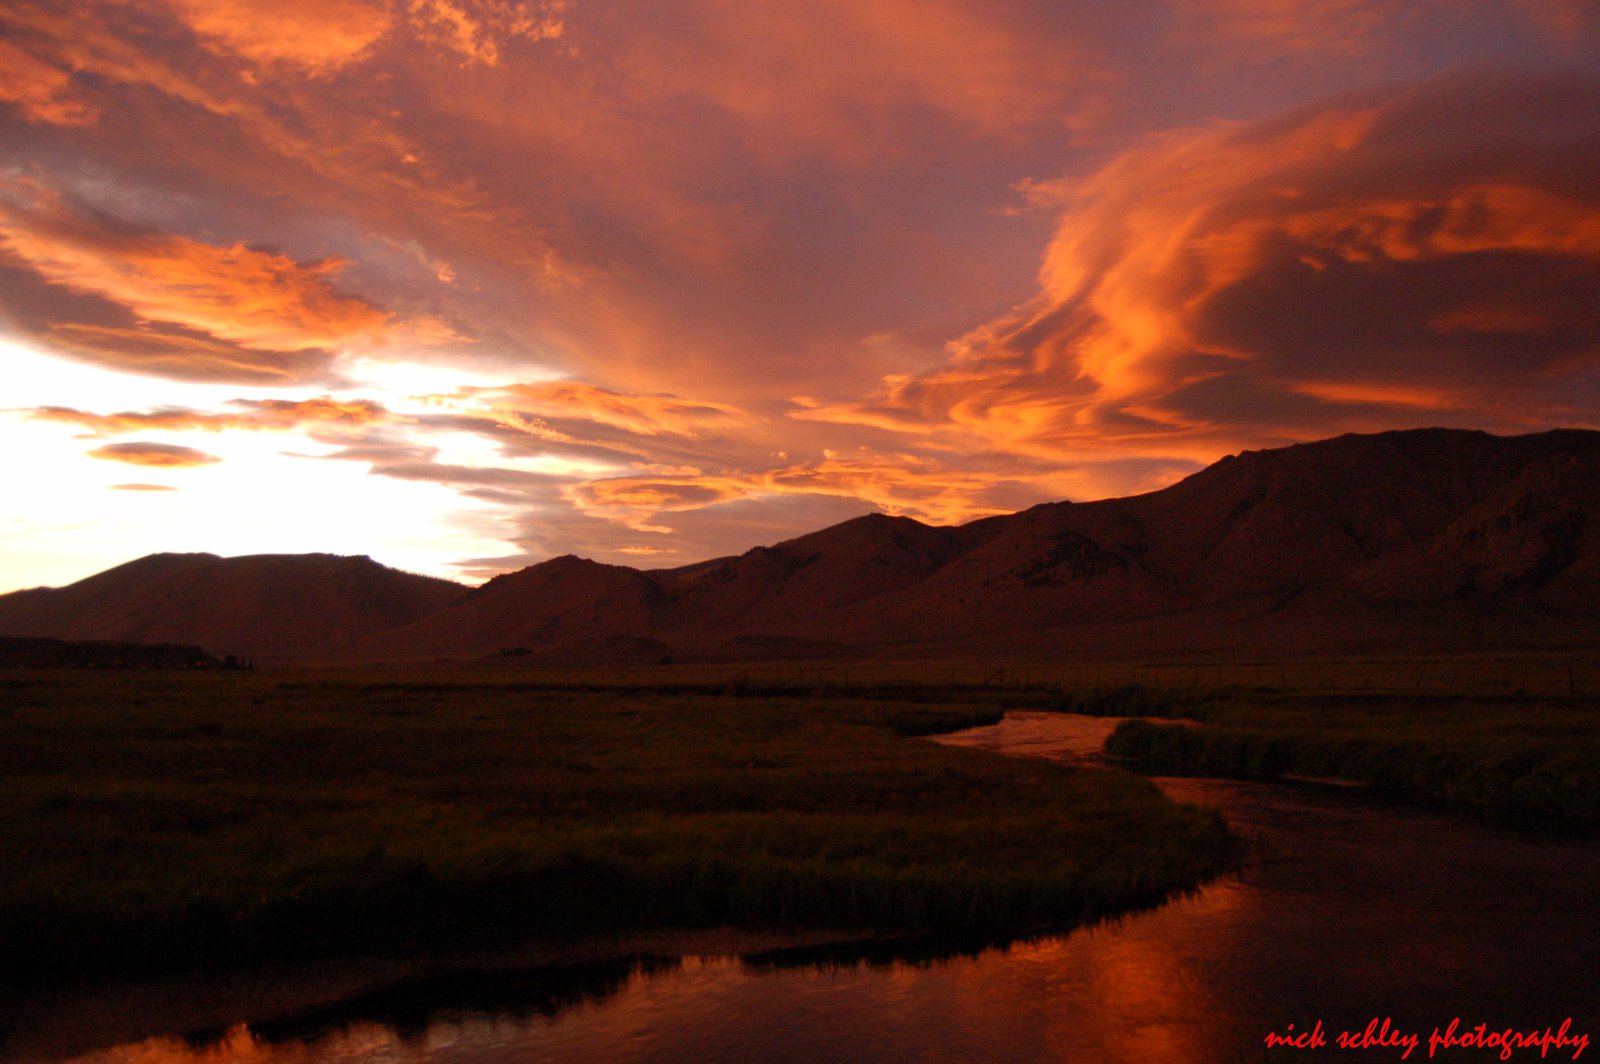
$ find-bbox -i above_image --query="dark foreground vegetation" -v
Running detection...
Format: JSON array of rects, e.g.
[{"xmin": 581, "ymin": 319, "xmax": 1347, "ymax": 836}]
[
  {"xmin": 1099, "ymin": 688, "xmax": 1600, "ymax": 832},
  {"xmin": 0, "ymin": 672, "xmax": 1234, "ymax": 987}
]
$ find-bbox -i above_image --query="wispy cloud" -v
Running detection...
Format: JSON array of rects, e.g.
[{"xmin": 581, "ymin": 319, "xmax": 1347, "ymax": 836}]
[
  {"xmin": 563, "ymin": 450, "xmax": 1029, "ymax": 532},
  {"xmin": 27, "ymin": 398, "xmax": 391, "ymax": 437},
  {"xmin": 800, "ymin": 71, "xmax": 1600, "ymax": 466},
  {"xmin": 0, "ymin": 179, "xmax": 389, "ymax": 353},
  {"xmin": 87, "ymin": 441, "xmax": 222, "ymax": 467},
  {"xmin": 467, "ymin": 381, "xmax": 749, "ymax": 438}
]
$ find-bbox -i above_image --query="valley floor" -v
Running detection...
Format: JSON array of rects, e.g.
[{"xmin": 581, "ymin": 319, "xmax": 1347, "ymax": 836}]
[{"xmin": 0, "ymin": 670, "xmax": 1234, "ymax": 995}]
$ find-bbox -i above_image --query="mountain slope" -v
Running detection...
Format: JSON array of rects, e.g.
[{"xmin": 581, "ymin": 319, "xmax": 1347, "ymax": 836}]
[
  {"xmin": 0, "ymin": 553, "xmax": 466, "ymax": 659},
  {"xmin": 364, "ymin": 428, "xmax": 1600, "ymax": 661},
  {"xmin": 837, "ymin": 428, "xmax": 1600, "ymax": 644},
  {"xmin": 359, "ymin": 555, "xmax": 668, "ymax": 661}
]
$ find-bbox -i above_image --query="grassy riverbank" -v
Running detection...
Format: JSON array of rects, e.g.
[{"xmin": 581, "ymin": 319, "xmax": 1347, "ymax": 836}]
[
  {"xmin": 0, "ymin": 672, "xmax": 1234, "ymax": 986},
  {"xmin": 1101, "ymin": 689, "xmax": 1600, "ymax": 831}
]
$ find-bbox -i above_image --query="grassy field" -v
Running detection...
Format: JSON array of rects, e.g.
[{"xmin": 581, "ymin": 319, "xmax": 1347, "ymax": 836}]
[
  {"xmin": 404, "ymin": 650, "xmax": 1600, "ymax": 699},
  {"xmin": 1099, "ymin": 688, "xmax": 1600, "ymax": 831},
  {"xmin": 0, "ymin": 671, "xmax": 1235, "ymax": 987}
]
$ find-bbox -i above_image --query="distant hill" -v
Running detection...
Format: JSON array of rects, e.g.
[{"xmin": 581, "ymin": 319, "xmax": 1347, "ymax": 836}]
[
  {"xmin": 368, "ymin": 555, "xmax": 668, "ymax": 661},
  {"xmin": 0, "ymin": 636, "xmax": 223, "ymax": 670},
  {"xmin": 0, "ymin": 553, "xmax": 466, "ymax": 660},
  {"xmin": 6, "ymin": 430, "xmax": 1600, "ymax": 664}
]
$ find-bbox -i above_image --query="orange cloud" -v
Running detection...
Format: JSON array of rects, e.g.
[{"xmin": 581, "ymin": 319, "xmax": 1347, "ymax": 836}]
[
  {"xmin": 483, "ymin": 381, "xmax": 748, "ymax": 438},
  {"xmin": 3, "ymin": 0, "xmax": 1108, "ymax": 416},
  {"xmin": 86, "ymin": 442, "xmax": 221, "ymax": 467},
  {"xmin": 0, "ymin": 180, "xmax": 389, "ymax": 354},
  {"xmin": 28, "ymin": 398, "xmax": 390, "ymax": 437},
  {"xmin": 110, "ymin": 482, "xmax": 179, "ymax": 491},
  {"xmin": 423, "ymin": 382, "xmax": 751, "ymax": 462},
  {"xmin": 31, "ymin": 323, "xmax": 333, "ymax": 383},
  {"xmin": 1274, "ymin": 184, "xmax": 1600, "ymax": 263},
  {"xmin": 0, "ymin": 37, "xmax": 97, "ymax": 125},
  {"xmin": 0, "ymin": 0, "xmax": 510, "ymax": 269},
  {"xmin": 802, "ymin": 71, "xmax": 1600, "ymax": 466},
  {"xmin": 564, "ymin": 450, "xmax": 1022, "ymax": 532},
  {"xmin": 406, "ymin": 0, "xmax": 566, "ymax": 65},
  {"xmin": 165, "ymin": 0, "xmax": 391, "ymax": 72},
  {"xmin": 1289, "ymin": 382, "xmax": 1463, "ymax": 409},
  {"xmin": 236, "ymin": 397, "xmax": 392, "ymax": 427}
]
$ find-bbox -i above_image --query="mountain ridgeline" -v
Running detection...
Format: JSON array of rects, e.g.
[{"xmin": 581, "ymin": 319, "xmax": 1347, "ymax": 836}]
[
  {"xmin": 4, "ymin": 429, "xmax": 1599, "ymax": 663},
  {"xmin": 0, "ymin": 552, "xmax": 462, "ymax": 660}
]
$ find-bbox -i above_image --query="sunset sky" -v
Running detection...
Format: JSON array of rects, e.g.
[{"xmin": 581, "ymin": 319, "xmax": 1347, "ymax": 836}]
[{"xmin": 4, "ymin": 1, "xmax": 1600, "ymax": 592}]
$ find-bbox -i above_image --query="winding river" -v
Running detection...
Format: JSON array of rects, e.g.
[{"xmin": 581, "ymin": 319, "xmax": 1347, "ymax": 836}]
[{"xmin": 14, "ymin": 712, "xmax": 1600, "ymax": 1063}]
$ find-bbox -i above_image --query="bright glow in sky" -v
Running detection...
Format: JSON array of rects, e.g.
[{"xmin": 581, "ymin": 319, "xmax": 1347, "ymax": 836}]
[
  {"xmin": 0, "ymin": 344, "xmax": 510, "ymax": 588},
  {"xmin": 3, "ymin": 1, "xmax": 1599, "ymax": 592}
]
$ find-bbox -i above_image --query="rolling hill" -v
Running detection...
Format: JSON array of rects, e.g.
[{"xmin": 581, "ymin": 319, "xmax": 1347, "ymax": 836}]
[{"xmin": 0, "ymin": 553, "xmax": 466, "ymax": 660}]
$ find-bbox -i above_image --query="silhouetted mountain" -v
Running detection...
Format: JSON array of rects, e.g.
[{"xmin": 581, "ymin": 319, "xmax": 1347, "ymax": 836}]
[
  {"xmin": 835, "ymin": 428, "xmax": 1600, "ymax": 648},
  {"xmin": 661, "ymin": 513, "xmax": 986, "ymax": 632},
  {"xmin": 353, "ymin": 428, "xmax": 1600, "ymax": 662},
  {"xmin": 370, "ymin": 555, "xmax": 666, "ymax": 660},
  {"xmin": 0, "ymin": 553, "xmax": 466, "ymax": 660},
  {"xmin": 7, "ymin": 430, "xmax": 1600, "ymax": 664}
]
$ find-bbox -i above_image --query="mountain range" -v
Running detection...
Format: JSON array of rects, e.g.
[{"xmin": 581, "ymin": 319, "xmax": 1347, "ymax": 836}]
[{"xmin": 4, "ymin": 428, "xmax": 1598, "ymax": 664}]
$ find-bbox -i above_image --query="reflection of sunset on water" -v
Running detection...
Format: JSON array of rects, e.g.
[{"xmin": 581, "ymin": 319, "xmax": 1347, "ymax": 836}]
[{"xmin": 58, "ymin": 1024, "xmax": 391, "ymax": 1064}]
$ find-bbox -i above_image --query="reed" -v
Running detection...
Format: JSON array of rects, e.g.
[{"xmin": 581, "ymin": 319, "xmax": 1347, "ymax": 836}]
[{"xmin": 1104, "ymin": 693, "xmax": 1600, "ymax": 831}]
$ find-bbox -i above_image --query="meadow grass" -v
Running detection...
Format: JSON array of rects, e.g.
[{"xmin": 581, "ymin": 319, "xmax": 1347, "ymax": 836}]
[
  {"xmin": 1102, "ymin": 691, "xmax": 1600, "ymax": 831},
  {"xmin": 372, "ymin": 651, "xmax": 1600, "ymax": 700},
  {"xmin": 0, "ymin": 671, "xmax": 1233, "ymax": 986}
]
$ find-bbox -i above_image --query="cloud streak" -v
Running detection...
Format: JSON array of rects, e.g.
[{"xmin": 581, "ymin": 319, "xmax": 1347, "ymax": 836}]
[
  {"xmin": 470, "ymin": 381, "xmax": 749, "ymax": 438},
  {"xmin": 564, "ymin": 450, "xmax": 1027, "ymax": 533},
  {"xmin": 87, "ymin": 441, "xmax": 222, "ymax": 467},
  {"xmin": 27, "ymin": 398, "xmax": 390, "ymax": 437},
  {"xmin": 0, "ymin": 179, "xmax": 389, "ymax": 353}
]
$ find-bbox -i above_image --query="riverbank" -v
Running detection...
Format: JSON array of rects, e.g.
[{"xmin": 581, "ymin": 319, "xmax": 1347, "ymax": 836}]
[
  {"xmin": 0, "ymin": 672, "xmax": 1236, "ymax": 995},
  {"xmin": 1099, "ymin": 689, "xmax": 1600, "ymax": 831}
]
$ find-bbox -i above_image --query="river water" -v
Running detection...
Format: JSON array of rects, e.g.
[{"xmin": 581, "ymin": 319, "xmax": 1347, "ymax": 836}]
[{"xmin": 20, "ymin": 713, "xmax": 1600, "ymax": 1063}]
